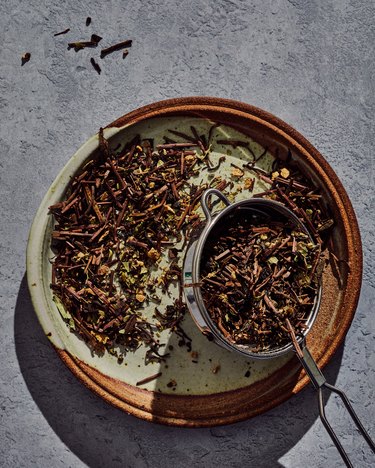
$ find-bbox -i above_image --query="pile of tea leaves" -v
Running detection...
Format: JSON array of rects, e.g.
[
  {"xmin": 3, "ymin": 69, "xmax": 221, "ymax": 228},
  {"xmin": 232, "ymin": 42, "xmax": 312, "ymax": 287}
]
[
  {"xmin": 200, "ymin": 217, "xmax": 321, "ymax": 351},
  {"xmin": 49, "ymin": 123, "xmax": 334, "ymax": 363},
  {"xmin": 49, "ymin": 126, "xmax": 224, "ymax": 363}
]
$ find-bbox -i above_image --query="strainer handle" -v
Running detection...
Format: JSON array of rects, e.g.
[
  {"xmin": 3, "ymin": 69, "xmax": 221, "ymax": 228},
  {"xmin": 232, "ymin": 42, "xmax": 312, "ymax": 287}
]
[
  {"xmin": 201, "ymin": 189, "xmax": 231, "ymax": 222},
  {"xmin": 296, "ymin": 346, "xmax": 375, "ymax": 468}
]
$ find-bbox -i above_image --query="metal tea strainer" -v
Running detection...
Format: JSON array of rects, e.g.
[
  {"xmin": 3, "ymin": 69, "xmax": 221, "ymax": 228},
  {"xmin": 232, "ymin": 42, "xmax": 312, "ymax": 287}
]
[{"xmin": 183, "ymin": 188, "xmax": 375, "ymax": 468}]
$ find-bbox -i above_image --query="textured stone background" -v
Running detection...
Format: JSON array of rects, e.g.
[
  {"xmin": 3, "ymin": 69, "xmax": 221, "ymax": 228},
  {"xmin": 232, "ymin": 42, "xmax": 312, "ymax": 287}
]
[{"xmin": 0, "ymin": 0, "xmax": 374, "ymax": 467}]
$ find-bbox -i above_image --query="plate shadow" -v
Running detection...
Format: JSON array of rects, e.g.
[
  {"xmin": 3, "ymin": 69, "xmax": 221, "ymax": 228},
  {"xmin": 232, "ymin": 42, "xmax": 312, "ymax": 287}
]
[{"xmin": 15, "ymin": 274, "xmax": 345, "ymax": 468}]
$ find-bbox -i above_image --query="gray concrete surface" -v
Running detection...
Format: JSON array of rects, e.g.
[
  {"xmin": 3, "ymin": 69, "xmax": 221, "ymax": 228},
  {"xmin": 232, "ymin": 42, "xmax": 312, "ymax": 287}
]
[{"xmin": 1, "ymin": 0, "xmax": 374, "ymax": 467}]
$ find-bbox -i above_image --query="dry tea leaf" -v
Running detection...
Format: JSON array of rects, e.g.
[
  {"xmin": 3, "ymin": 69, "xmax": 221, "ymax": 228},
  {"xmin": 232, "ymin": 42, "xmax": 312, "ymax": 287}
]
[
  {"xmin": 54, "ymin": 28, "xmax": 70, "ymax": 37},
  {"xmin": 280, "ymin": 168, "xmax": 290, "ymax": 178},
  {"xmin": 244, "ymin": 177, "xmax": 254, "ymax": 190},
  {"xmin": 136, "ymin": 293, "xmax": 146, "ymax": 303},
  {"xmin": 100, "ymin": 39, "xmax": 133, "ymax": 58},
  {"xmin": 231, "ymin": 167, "xmax": 244, "ymax": 178},
  {"xmin": 147, "ymin": 247, "xmax": 161, "ymax": 262},
  {"xmin": 90, "ymin": 57, "xmax": 101, "ymax": 75},
  {"xmin": 97, "ymin": 265, "xmax": 109, "ymax": 275},
  {"xmin": 21, "ymin": 52, "xmax": 31, "ymax": 65}
]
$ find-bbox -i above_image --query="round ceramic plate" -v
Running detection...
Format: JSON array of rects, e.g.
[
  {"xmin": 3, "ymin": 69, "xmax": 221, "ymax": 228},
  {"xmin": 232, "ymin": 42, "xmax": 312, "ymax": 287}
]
[{"xmin": 27, "ymin": 97, "xmax": 362, "ymax": 426}]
